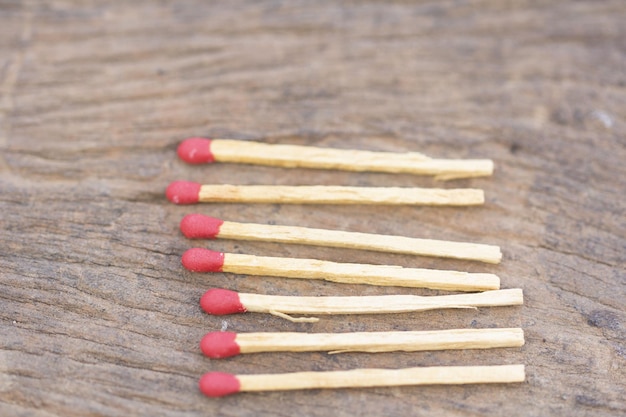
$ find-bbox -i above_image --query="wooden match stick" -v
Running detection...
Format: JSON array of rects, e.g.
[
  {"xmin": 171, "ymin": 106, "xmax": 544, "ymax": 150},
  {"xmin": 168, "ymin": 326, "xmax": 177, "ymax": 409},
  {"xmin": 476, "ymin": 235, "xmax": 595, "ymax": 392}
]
[
  {"xmin": 200, "ymin": 288, "xmax": 523, "ymax": 320},
  {"xmin": 180, "ymin": 214, "xmax": 502, "ymax": 264},
  {"xmin": 182, "ymin": 248, "xmax": 500, "ymax": 292},
  {"xmin": 178, "ymin": 138, "xmax": 494, "ymax": 180},
  {"xmin": 166, "ymin": 181, "xmax": 485, "ymax": 206},
  {"xmin": 200, "ymin": 328, "xmax": 525, "ymax": 358},
  {"xmin": 199, "ymin": 364, "xmax": 525, "ymax": 397}
]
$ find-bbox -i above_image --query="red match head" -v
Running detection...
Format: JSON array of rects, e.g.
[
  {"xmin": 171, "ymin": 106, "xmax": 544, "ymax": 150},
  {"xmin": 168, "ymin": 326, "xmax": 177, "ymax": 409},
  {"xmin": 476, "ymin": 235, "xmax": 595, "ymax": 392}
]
[
  {"xmin": 177, "ymin": 138, "xmax": 215, "ymax": 164},
  {"xmin": 199, "ymin": 372, "xmax": 241, "ymax": 397},
  {"xmin": 180, "ymin": 214, "xmax": 224, "ymax": 239},
  {"xmin": 200, "ymin": 332, "xmax": 241, "ymax": 358},
  {"xmin": 182, "ymin": 248, "xmax": 225, "ymax": 272},
  {"xmin": 166, "ymin": 181, "xmax": 201, "ymax": 204},
  {"xmin": 200, "ymin": 289, "xmax": 246, "ymax": 315}
]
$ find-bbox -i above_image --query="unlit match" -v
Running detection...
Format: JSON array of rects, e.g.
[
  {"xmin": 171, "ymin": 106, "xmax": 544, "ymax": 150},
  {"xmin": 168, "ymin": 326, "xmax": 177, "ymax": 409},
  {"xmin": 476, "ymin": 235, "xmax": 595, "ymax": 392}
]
[
  {"xmin": 182, "ymin": 248, "xmax": 500, "ymax": 292},
  {"xmin": 200, "ymin": 288, "xmax": 524, "ymax": 319},
  {"xmin": 166, "ymin": 181, "xmax": 485, "ymax": 206},
  {"xmin": 178, "ymin": 138, "xmax": 494, "ymax": 180},
  {"xmin": 200, "ymin": 328, "xmax": 525, "ymax": 358},
  {"xmin": 180, "ymin": 214, "xmax": 502, "ymax": 264},
  {"xmin": 199, "ymin": 364, "xmax": 525, "ymax": 397}
]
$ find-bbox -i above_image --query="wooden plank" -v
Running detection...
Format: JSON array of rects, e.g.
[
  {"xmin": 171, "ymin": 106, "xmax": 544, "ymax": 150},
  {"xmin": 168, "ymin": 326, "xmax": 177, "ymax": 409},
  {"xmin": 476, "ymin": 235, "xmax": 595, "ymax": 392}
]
[{"xmin": 0, "ymin": 0, "xmax": 624, "ymax": 416}]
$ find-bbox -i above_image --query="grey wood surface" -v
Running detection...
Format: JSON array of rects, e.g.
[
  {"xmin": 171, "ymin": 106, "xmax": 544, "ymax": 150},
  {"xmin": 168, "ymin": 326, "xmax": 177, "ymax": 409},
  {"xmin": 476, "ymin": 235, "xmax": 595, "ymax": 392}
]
[{"xmin": 1, "ymin": 1, "xmax": 624, "ymax": 415}]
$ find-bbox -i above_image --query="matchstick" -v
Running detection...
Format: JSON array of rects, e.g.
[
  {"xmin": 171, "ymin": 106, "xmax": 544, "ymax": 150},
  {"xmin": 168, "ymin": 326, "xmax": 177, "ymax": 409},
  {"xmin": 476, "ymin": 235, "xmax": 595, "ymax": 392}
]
[
  {"xmin": 180, "ymin": 214, "xmax": 502, "ymax": 264},
  {"xmin": 177, "ymin": 138, "xmax": 494, "ymax": 180},
  {"xmin": 165, "ymin": 181, "xmax": 485, "ymax": 206},
  {"xmin": 182, "ymin": 248, "xmax": 500, "ymax": 291},
  {"xmin": 199, "ymin": 288, "xmax": 524, "ymax": 319},
  {"xmin": 199, "ymin": 364, "xmax": 525, "ymax": 397},
  {"xmin": 200, "ymin": 328, "xmax": 525, "ymax": 358}
]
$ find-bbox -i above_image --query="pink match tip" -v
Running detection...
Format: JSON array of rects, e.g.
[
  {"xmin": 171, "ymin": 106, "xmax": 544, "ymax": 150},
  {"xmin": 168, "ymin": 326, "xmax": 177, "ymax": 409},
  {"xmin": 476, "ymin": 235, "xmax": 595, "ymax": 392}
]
[
  {"xmin": 177, "ymin": 138, "xmax": 215, "ymax": 164},
  {"xmin": 180, "ymin": 214, "xmax": 224, "ymax": 239},
  {"xmin": 201, "ymin": 332, "xmax": 241, "ymax": 358},
  {"xmin": 182, "ymin": 248, "xmax": 225, "ymax": 272},
  {"xmin": 166, "ymin": 181, "xmax": 201, "ymax": 204},
  {"xmin": 199, "ymin": 372, "xmax": 241, "ymax": 397},
  {"xmin": 200, "ymin": 289, "xmax": 247, "ymax": 315}
]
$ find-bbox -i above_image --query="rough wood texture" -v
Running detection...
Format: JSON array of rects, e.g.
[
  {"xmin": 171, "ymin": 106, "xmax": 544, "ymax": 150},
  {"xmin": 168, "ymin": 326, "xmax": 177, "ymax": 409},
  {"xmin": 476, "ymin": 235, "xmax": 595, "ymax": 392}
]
[{"xmin": 0, "ymin": 0, "xmax": 624, "ymax": 416}]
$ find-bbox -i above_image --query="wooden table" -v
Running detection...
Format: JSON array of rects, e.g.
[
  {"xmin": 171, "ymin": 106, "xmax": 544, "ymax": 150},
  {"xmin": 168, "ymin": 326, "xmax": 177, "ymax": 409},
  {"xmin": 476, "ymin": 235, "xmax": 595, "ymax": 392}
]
[{"xmin": 1, "ymin": 1, "xmax": 624, "ymax": 415}]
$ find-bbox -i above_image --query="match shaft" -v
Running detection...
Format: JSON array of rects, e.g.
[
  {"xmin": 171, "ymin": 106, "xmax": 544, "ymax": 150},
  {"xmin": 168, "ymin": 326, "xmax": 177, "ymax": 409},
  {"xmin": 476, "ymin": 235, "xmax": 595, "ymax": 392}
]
[
  {"xmin": 183, "ymin": 248, "xmax": 500, "ymax": 291},
  {"xmin": 238, "ymin": 288, "xmax": 523, "ymax": 315},
  {"xmin": 198, "ymin": 184, "xmax": 484, "ymax": 205},
  {"xmin": 237, "ymin": 328, "xmax": 524, "ymax": 354},
  {"xmin": 210, "ymin": 139, "xmax": 494, "ymax": 180},
  {"xmin": 203, "ymin": 328, "xmax": 524, "ymax": 358},
  {"xmin": 240, "ymin": 364, "xmax": 524, "ymax": 393},
  {"xmin": 217, "ymin": 220, "xmax": 501, "ymax": 264},
  {"xmin": 199, "ymin": 365, "xmax": 525, "ymax": 396},
  {"xmin": 223, "ymin": 253, "xmax": 499, "ymax": 291}
]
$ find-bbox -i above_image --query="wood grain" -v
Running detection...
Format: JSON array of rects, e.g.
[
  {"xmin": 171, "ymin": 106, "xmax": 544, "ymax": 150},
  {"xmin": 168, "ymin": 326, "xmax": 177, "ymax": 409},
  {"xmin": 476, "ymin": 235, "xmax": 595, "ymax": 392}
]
[{"xmin": 0, "ymin": 0, "xmax": 624, "ymax": 416}]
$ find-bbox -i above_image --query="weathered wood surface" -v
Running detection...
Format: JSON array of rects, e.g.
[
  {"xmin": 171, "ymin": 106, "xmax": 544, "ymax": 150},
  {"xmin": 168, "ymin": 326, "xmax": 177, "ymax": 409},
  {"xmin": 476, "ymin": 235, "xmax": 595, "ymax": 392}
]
[{"xmin": 1, "ymin": 1, "xmax": 624, "ymax": 415}]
